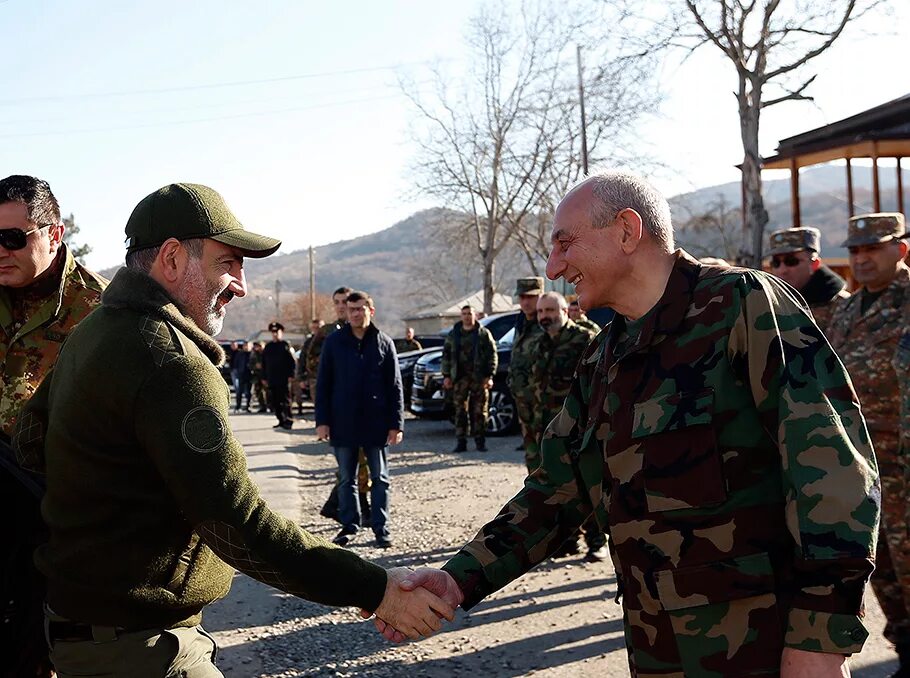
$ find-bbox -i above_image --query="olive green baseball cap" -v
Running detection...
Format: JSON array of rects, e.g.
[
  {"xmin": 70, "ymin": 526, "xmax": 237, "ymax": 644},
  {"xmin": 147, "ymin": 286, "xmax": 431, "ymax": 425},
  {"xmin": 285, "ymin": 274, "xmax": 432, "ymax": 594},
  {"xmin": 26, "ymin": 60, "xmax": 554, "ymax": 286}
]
[{"xmin": 125, "ymin": 183, "xmax": 281, "ymax": 258}]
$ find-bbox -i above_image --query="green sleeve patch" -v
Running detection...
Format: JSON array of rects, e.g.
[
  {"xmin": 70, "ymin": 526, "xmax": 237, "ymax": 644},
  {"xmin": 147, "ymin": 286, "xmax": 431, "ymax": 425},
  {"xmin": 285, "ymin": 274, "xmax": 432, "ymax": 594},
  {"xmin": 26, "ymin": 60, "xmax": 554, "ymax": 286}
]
[{"xmin": 181, "ymin": 406, "xmax": 227, "ymax": 453}]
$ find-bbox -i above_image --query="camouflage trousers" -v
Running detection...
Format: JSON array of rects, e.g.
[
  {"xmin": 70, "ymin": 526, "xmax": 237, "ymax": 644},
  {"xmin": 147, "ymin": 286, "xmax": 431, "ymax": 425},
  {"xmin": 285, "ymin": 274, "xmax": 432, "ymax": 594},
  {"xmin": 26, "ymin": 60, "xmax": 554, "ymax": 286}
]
[
  {"xmin": 452, "ymin": 379, "xmax": 489, "ymax": 439},
  {"xmin": 513, "ymin": 389, "xmax": 535, "ymax": 449},
  {"xmin": 253, "ymin": 379, "xmax": 268, "ymax": 410},
  {"xmin": 869, "ymin": 435, "xmax": 910, "ymax": 646},
  {"xmin": 524, "ymin": 405, "xmax": 562, "ymax": 474}
]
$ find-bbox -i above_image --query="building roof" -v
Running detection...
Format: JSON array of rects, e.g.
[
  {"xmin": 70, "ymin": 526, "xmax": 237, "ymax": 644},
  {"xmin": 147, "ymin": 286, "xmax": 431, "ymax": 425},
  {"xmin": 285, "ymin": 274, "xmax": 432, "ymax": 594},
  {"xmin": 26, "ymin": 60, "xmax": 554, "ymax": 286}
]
[
  {"xmin": 403, "ymin": 290, "xmax": 517, "ymax": 320},
  {"xmin": 763, "ymin": 93, "xmax": 910, "ymax": 169}
]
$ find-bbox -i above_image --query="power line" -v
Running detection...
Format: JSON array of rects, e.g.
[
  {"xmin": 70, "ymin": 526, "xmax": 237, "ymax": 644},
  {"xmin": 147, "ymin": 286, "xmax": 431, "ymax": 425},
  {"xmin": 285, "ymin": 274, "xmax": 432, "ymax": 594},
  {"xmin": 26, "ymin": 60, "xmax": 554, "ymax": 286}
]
[{"xmin": 0, "ymin": 60, "xmax": 438, "ymax": 106}]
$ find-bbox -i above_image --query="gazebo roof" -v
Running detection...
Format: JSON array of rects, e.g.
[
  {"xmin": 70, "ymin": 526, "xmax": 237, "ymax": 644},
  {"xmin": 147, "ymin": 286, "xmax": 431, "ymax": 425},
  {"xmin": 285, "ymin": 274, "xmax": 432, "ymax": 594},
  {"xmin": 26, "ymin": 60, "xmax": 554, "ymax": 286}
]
[{"xmin": 763, "ymin": 93, "xmax": 910, "ymax": 169}]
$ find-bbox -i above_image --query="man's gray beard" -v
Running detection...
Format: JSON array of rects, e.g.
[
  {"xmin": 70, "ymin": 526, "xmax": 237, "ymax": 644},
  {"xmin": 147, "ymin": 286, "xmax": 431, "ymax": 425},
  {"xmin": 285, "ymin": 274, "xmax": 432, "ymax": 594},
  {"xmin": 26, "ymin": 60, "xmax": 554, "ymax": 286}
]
[{"xmin": 178, "ymin": 259, "xmax": 224, "ymax": 336}]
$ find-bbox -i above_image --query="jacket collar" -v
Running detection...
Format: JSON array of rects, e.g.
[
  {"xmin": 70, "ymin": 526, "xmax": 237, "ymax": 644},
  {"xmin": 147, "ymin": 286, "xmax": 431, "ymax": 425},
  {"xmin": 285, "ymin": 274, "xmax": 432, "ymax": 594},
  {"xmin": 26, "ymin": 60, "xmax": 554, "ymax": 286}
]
[
  {"xmin": 801, "ymin": 265, "xmax": 847, "ymax": 306},
  {"xmin": 101, "ymin": 267, "xmax": 224, "ymax": 365}
]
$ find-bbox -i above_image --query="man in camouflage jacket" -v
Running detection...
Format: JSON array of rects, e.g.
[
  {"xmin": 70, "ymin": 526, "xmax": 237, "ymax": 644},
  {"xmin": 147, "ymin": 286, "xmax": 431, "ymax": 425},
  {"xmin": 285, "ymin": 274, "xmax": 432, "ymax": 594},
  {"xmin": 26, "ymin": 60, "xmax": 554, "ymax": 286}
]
[
  {"xmin": 386, "ymin": 171, "xmax": 879, "ymax": 677},
  {"xmin": 567, "ymin": 297, "xmax": 601, "ymax": 334},
  {"xmin": 442, "ymin": 305, "xmax": 497, "ymax": 452},
  {"xmin": 827, "ymin": 212, "xmax": 910, "ymax": 673},
  {"xmin": 305, "ymin": 286, "xmax": 351, "ymax": 402},
  {"xmin": 508, "ymin": 277, "xmax": 544, "ymax": 452},
  {"xmin": 0, "ymin": 175, "xmax": 106, "ymax": 678}
]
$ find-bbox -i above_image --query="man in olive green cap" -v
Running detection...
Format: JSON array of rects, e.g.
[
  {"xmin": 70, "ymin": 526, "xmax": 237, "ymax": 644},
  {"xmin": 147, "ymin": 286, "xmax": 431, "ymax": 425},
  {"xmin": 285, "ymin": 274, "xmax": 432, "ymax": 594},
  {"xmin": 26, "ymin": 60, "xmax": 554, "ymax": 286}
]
[
  {"xmin": 508, "ymin": 276, "xmax": 544, "ymax": 457},
  {"xmin": 766, "ymin": 225, "xmax": 848, "ymax": 329},
  {"xmin": 828, "ymin": 212, "xmax": 910, "ymax": 673},
  {"xmin": 13, "ymin": 183, "xmax": 454, "ymax": 677}
]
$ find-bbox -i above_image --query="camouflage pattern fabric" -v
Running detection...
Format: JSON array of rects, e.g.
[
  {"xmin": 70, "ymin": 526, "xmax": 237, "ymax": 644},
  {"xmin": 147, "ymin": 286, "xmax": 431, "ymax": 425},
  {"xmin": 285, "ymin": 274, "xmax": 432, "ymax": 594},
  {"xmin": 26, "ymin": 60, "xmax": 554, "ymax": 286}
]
[
  {"xmin": 452, "ymin": 378, "xmax": 489, "ymax": 439},
  {"xmin": 573, "ymin": 317, "xmax": 601, "ymax": 335},
  {"xmin": 305, "ymin": 320, "xmax": 344, "ymax": 387},
  {"xmin": 249, "ymin": 349, "xmax": 268, "ymax": 409},
  {"xmin": 842, "ymin": 212, "xmax": 906, "ymax": 248},
  {"xmin": 295, "ymin": 333, "xmax": 315, "ymax": 381},
  {"xmin": 394, "ymin": 337, "xmax": 422, "ymax": 353},
  {"xmin": 441, "ymin": 324, "xmax": 496, "ymax": 383},
  {"xmin": 827, "ymin": 263, "xmax": 910, "ymax": 646},
  {"xmin": 525, "ymin": 319, "xmax": 595, "ymax": 473},
  {"xmin": 0, "ymin": 246, "xmax": 106, "ymax": 436},
  {"xmin": 768, "ymin": 227, "xmax": 821, "ymax": 256},
  {"xmin": 443, "ymin": 250, "xmax": 879, "ymax": 677},
  {"xmin": 508, "ymin": 315, "xmax": 544, "ymax": 448}
]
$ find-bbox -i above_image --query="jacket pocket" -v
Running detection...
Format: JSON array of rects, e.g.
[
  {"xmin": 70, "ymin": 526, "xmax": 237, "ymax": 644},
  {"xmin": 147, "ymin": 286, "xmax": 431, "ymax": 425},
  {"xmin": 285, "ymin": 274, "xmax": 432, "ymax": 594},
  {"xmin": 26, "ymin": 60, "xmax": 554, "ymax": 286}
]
[
  {"xmin": 632, "ymin": 388, "xmax": 725, "ymax": 512},
  {"xmin": 652, "ymin": 552, "xmax": 783, "ymax": 675},
  {"xmin": 164, "ymin": 533, "xmax": 202, "ymax": 597}
]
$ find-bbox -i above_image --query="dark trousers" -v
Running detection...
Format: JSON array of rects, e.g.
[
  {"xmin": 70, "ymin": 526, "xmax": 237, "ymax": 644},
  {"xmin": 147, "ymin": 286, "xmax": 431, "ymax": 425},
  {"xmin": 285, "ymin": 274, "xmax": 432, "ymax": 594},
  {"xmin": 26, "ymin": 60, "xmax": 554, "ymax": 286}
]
[
  {"xmin": 235, "ymin": 376, "xmax": 252, "ymax": 410},
  {"xmin": 268, "ymin": 382, "xmax": 291, "ymax": 426}
]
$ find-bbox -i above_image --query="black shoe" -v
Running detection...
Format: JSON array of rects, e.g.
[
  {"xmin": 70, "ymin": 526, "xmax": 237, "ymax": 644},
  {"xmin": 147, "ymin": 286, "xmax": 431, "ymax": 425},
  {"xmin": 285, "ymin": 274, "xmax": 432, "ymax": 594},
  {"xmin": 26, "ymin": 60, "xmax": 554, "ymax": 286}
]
[
  {"xmin": 584, "ymin": 545, "xmax": 608, "ymax": 563},
  {"xmin": 515, "ymin": 442, "xmax": 525, "ymax": 451},
  {"xmin": 320, "ymin": 487, "xmax": 340, "ymax": 522},
  {"xmin": 375, "ymin": 534, "xmax": 392, "ymax": 549},
  {"xmin": 360, "ymin": 492, "xmax": 372, "ymax": 527},
  {"xmin": 332, "ymin": 526, "xmax": 358, "ymax": 546},
  {"xmin": 552, "ymin": 539, "xmax": 581, "ymax": 559},
  {"xmin": 272, "ymin": 422, "xmax": 284, "ymax": 429},
  {"xmin": 280, "ymin": 421, "xmax": 293, "ymax": 430},
  {"xmin": 452, "ymin": 438, "xmax": 468, "ymax": 453},
  {"xmin": 257, "ymin": 407, "xmax": 268, "ymax": 413},
  {"xmin": 475, "ymin": 437, "xmax": 487, "ymax": 452}
]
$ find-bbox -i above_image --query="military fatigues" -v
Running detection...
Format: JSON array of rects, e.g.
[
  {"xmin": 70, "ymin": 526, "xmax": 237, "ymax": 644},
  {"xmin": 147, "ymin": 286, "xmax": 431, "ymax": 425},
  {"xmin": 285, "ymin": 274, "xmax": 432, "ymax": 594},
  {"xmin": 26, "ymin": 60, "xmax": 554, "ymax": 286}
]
[
  {"xmin": 306, "ymin": 320, "xmax": 344, "ymax": 404},
  {"xmin": 508, "ymin": 313, "xmax": 544, "ymax": 449},
  {"xmin": 572, "ymin": 316, "xmax": 601, "ymax": 335},
  {"xmin": 443, "ymin": 251, "xmax": 879, "ymax": 677},
  {"xmin": 249, "ymin": 348, "xmax": 267, "ymax": 411},
  {"xmin": 828, "ymin": 265, "xmax": 910, "ymax": 647},
  {"xmin": 442, "ymin": 323, "xmax": 497, "ymax": 443}
]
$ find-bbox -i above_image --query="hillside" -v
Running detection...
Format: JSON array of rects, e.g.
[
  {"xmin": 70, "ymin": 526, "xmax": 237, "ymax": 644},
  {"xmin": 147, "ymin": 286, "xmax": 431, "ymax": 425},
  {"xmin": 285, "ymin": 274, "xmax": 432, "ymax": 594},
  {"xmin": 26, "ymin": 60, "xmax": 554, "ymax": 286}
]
[{"xmin": 102, "ymin": 164, "xmax": 908, "ymax": 339}]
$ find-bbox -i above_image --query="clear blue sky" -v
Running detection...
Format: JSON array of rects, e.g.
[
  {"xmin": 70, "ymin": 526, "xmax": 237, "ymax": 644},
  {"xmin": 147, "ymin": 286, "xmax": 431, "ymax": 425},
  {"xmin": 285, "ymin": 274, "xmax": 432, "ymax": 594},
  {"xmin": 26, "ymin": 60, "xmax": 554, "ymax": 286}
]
[{"xmin": 1, "ymin": 0, "xmax": 907, "ymax": 271}]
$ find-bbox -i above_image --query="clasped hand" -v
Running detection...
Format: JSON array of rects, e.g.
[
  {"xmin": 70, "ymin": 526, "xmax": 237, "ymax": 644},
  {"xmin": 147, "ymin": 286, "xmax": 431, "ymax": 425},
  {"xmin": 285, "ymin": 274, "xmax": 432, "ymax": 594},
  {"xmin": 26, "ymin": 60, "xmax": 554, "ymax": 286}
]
[{"xmin": 362, "ymin": 567, "xmax": 464, "ymax": 642}]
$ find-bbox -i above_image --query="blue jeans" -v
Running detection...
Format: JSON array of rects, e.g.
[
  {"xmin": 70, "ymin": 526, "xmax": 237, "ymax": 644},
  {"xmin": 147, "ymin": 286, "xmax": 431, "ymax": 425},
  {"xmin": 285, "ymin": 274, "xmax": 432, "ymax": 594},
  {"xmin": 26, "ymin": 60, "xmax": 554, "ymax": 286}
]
[{"xmin": 333, "ymin": 446, "xmax": 390, "ymax": 536}]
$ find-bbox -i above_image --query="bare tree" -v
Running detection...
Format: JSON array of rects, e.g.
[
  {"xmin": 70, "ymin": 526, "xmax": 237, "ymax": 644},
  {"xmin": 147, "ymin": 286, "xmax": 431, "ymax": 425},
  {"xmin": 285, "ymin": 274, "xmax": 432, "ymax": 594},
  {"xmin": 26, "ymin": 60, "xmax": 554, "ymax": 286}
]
[
  {"xmin": 674, "ymin": 193, "xmax": 742, "ymax": 260},
  {"xmin": 403, "ymin": 1, "xmax": 656, "ymax": 312},
  {"xmin": 619, "ymin": 0, "xmax": 887, "ymax": 266},
  {"xmin": 62, "ymin": 213, "xmax": 91, "ymax": 264},
  {"xmin": 281, "ymin": 292, "xmax": 336, "ymax": 333}
]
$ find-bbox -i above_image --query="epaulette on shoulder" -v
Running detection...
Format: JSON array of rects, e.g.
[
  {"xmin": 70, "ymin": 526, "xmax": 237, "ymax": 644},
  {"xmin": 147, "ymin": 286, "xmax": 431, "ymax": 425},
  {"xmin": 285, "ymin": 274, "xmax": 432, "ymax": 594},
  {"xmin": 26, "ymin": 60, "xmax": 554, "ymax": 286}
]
[
  {"xmin": 138, "ymin": 314, "xmax": 193, "ymax": 368},
  {"xmin": 73, "ymin": 261, "xmax": 110, "ymax": 293}
]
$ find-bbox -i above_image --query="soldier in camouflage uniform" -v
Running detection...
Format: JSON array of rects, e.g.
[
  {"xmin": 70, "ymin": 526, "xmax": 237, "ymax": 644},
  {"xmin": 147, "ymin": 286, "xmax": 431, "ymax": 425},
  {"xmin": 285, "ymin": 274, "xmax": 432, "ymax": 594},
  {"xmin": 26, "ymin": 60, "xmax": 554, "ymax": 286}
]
[
  {"xmin": 249, "ymin": 340, "xmax": 268, "ymax": 412},
  {"xmin": 767, "ymin": 226, "xmax": 849, "ymax": 330},
  {"xmin": 827, "ymin": 212, "xmax": 910, "ymax": 675},
  {"xmin": 442, "ymin": 306, "xmax": 497, "ymax": 452},
  {"xmin": 567, "ymin": 297, "xmax": 601, "ymax": 334},
  {"xmin": 0, "ymin": 175, "xmax": 106, "ymax": 678},
  {"xmin": 306, "ymin": 287, "xmax": 351, "ymax": 402},
  {"xmin": 508, "ymin": 277, "xmax": 545, "ymax": 452},
  {"xmin": 391, "ymin": 171, "xmax": 879, "ymax": 677},
  {"xmin": 530, "ymin": 291, "xmax": 606, "ymax": 562},
  {"xmin": 296, "ymin": 318, "xmax": 324, "ymax": 399}
]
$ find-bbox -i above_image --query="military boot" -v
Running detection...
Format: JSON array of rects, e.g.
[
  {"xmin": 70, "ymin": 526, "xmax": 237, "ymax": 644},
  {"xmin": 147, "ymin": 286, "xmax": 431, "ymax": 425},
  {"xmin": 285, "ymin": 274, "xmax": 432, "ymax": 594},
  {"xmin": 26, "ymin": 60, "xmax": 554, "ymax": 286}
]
[
  {"xmin": 360, "ymin": 491, "xmax": 372, "ymax": 527},
  {"xmin": 452, "ymin": 438, "xmax": 467, "ymax": 453},
  {"xmin": 475, "ymin": 436, "xmax": 487, "ymax": 452}
]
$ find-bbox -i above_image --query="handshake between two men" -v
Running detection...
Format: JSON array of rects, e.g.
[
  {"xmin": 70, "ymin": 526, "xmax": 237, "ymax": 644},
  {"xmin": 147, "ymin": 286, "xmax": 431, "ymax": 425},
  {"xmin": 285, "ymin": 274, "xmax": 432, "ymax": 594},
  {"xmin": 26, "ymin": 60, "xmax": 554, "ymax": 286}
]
[{"xmin": 367, "ymin": 567, "xmax": 463, "ymax": 641}]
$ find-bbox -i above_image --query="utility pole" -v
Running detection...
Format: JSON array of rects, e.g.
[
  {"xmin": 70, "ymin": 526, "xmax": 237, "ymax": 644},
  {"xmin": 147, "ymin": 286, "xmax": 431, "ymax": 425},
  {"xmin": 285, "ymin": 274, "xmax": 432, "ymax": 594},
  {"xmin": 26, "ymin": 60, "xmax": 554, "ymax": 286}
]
[
  {"xmin": 308, "ymin": 246, "xmax": 316, "ymax": 320},
  {"xmin": 274, "ymin": 279, "xmax": 282, "ymax": 322},
  {"xmin": 576, "ymin": 44, "xmax": 589, "ymax": 175}
]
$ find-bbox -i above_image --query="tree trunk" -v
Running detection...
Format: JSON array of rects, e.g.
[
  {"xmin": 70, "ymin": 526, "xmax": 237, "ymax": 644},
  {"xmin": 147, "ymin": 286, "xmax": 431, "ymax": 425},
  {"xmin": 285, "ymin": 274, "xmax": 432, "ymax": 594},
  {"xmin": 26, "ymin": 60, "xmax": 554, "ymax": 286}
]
[
  {"xmin": 739, "ymin": 98, "xmax": 768, "ymax": 268},
  {"xmin": 482, "ymin": 255, "xmax": 495, "ymax": 315}
]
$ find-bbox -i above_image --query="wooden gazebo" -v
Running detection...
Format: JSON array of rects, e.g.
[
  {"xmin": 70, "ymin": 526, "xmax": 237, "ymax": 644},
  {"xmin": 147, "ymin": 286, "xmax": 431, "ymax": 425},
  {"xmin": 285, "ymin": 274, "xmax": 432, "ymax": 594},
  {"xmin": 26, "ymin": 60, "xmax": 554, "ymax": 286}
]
[{"xmin": 762, "ymin": 93, "xmax": 910, "ymax": 226}]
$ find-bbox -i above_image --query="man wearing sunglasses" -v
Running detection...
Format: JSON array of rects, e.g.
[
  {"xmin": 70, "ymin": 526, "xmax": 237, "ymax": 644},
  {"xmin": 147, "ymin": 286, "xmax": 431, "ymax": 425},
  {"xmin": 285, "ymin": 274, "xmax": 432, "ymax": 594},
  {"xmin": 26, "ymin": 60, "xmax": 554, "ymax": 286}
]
[
  {"xmin": 0, "ymin": 175, "xmax": 107, "ymax": 678},
  {"xmin": 827, "ymin": 212, "xmax": 910, "ymax": 677},
  {"xmin": 766, "ymin": 226, "xmax": 848, "ymax": 331}
]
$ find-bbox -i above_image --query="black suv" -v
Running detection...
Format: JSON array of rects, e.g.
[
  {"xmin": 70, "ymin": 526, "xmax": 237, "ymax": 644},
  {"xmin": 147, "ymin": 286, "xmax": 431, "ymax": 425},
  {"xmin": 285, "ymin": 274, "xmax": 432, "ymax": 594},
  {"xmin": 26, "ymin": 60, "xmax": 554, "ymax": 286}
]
[{"xmin": 409, "ymin": 308, "xmax": 614, "ymax": 436}]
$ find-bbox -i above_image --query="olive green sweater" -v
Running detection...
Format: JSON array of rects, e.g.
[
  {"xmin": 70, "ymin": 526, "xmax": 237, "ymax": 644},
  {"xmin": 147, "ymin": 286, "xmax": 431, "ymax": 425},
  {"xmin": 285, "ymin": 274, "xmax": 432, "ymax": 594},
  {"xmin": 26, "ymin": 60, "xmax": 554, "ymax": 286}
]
[{"xmin": 14, "ymin": 268, "xmax": 386, "ymax": 629}]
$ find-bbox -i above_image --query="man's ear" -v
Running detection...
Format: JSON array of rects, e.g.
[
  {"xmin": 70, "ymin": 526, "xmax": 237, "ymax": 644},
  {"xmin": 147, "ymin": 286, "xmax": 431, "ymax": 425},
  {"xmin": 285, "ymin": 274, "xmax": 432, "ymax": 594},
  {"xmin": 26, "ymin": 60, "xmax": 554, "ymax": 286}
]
[
  {"xmin": 156, "ymin": 238, "xmax": 187, "ymax": 283},
  {"xmin": 810, "ymin": 257, "xmax": 822, "ymax": 272},
  {"xmin": 48, "ymin": 222, "xmax": 65, "ymax": 254},
  {"xmin": 898, "ymin": 239, "xmax": 909, "ymax": 260},
  {"xmin": 615, "ymin": 208, "xmax": 643, "ymax": 254}
]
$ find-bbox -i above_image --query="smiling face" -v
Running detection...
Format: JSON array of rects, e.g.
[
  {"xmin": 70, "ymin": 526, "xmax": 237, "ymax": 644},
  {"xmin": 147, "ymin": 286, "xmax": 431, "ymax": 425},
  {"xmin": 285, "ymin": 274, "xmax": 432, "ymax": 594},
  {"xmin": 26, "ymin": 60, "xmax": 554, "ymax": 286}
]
[
  {"xmin": 176, "ymin": 239, "xmax": 247, "ymax": 336},
  {"xmin": 0, "ymin": 200, "xmax": 64, "ymax": 288},
  {"xmin": 849, "ymin": 240, "xmax": 908, "ymax": 292},
  {"xmin": 546, "ymin": 184, "xmax": 627, "ymax": 311}
]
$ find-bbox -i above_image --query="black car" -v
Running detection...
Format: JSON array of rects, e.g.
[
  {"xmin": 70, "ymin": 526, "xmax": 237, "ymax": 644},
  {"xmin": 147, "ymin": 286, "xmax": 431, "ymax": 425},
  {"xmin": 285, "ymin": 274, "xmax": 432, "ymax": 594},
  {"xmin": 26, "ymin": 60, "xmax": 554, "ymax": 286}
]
[{"xmin": 410, "ymin": 308, "xmax": 614, "ymax": 436}]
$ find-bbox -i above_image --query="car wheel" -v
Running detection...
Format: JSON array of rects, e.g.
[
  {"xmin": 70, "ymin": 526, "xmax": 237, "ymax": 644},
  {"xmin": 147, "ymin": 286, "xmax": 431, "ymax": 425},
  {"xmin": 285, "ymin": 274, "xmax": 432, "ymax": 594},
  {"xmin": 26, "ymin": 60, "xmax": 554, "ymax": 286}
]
[{"xmin": 486, "ymin": 388, "xmax": 517, "ymax": 436}]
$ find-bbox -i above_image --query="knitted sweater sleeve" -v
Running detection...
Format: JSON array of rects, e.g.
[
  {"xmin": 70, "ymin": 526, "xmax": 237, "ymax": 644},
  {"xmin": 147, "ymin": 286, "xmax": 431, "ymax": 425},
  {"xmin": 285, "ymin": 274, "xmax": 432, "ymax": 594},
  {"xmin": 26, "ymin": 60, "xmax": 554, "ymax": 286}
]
[{"xmin": 133, "ymin": 354, "xmax": 387, "ymax": 611}]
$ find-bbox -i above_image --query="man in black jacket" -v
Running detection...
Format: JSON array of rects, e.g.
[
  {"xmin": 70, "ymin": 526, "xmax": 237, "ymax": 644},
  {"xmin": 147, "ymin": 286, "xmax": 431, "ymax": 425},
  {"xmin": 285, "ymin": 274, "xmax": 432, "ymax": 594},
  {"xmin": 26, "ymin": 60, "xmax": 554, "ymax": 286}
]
[
  {"xmin": 262, "ymin": 321, "xmax": 296, "ymax": 430},
  {"xmin": 315, "ymin": 291, "xmax": 404, "ymax": 548},
  {"xmin": 766, "ymin": 226, "xmax": 849, "ymax": 330}
]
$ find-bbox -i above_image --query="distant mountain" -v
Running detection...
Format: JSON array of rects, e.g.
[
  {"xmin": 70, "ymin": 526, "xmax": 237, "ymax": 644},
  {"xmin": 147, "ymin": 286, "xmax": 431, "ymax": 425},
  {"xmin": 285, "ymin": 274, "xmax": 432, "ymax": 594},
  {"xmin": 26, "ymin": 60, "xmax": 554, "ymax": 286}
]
[{"xmin": 102, "ymin": 164, "xmax": 908, "ymax": 339}]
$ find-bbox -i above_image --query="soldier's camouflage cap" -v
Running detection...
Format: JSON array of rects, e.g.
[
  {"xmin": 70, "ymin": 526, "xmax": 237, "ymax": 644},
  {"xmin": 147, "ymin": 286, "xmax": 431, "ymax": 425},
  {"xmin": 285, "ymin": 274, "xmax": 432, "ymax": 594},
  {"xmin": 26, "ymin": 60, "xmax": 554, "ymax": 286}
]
[
  {"xmin": 125, "ymin": 183, "xmax": 281, "ymax": 258},
  {"xmin": 841, "ymin": 212, "xmax": 907, "ymax": 248},
  {"xmin": 767, "ymin": 227, "xmax": 821, "ymax": 256},
  {"xmin": 515, "ymin": 276, "xmax": 545, "ymax": 296}
]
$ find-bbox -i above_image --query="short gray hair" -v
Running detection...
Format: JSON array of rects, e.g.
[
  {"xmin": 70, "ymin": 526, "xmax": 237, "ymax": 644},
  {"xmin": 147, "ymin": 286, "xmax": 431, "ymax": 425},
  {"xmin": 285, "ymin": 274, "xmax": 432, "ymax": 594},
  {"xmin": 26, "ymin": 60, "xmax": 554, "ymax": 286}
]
[
  {"xmin": 539, "ymin": 291, "xmax": 568, "ymax": 310},
  {"xmin": 125, "ymin": 238, "xmax": 205, "ymax": 272},
  {"xmin": 583, "ymin": 170, "xmax": 674, "ymax": 251}
]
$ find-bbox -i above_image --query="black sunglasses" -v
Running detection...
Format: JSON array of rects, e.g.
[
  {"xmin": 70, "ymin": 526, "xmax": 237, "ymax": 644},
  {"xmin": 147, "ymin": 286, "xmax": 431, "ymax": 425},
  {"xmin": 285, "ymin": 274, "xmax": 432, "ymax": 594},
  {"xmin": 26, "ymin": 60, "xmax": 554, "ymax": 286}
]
[
  {"xmin": 770, "ymin": 255, "xmax": 802, "ymax": 268},
  {"xmin": 0, "ymin": 224, "xmax": 53, "ymax": 251}
]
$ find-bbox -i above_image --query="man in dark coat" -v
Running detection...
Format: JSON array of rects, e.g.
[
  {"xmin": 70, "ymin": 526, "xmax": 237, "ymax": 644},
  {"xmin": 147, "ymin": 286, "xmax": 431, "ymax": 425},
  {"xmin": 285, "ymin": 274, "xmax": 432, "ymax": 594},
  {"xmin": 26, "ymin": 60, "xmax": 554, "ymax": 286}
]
[
  {"xmin": 316, "ymin": 291, "xmax": 404, "ymax": 548},
  {"xmin": 262, "ymin": 321, "xmax": 296, "ymax": 429}
]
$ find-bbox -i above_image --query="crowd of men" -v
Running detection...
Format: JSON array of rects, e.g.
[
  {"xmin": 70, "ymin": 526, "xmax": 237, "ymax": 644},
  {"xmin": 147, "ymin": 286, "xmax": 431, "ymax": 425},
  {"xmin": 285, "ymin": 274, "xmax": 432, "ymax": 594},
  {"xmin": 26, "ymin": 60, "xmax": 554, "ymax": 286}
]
[{"xmin": 0, "ymin": 169, "xmax": 908, "ymax": 677}]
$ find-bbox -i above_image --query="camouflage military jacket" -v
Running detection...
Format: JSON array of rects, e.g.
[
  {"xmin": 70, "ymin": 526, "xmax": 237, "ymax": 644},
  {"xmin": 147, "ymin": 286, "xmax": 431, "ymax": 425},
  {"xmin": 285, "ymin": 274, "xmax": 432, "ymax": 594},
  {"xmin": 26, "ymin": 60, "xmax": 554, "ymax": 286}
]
[
  {"xmin": 0, "ymin": 246, "xmax": 106, "ymax": 436},
  {"xmin": 800, "ymin": 264, "xmax": 849, "ymax": 331},
  {"xmin": 507, "ymin": 313, "xmax": 543, "ymax": 393},
  {"xmin": 827, "ymin": 265, "xmax": 910, "ymax": 444},
  {"xmin": 305, "ymin": 320, "xmax": 344, "ymax": 381},
  {"xmin": 573, "ymin": 317, "xmax": 601, "ymax": 335},
  {"xmin": 444, "ymin": 251, "xmax": 878, "ymax": 676},
  {"xmin": 249, "ymin": 349, "xmax": 264, "ymax": 378},
  {"xmin": 530, "ymin": 320, "xmax": 594, "ymax": 434},
  {"xmin": 441, "ymin": 323, "xmax": 497, "ymax": 383}
]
